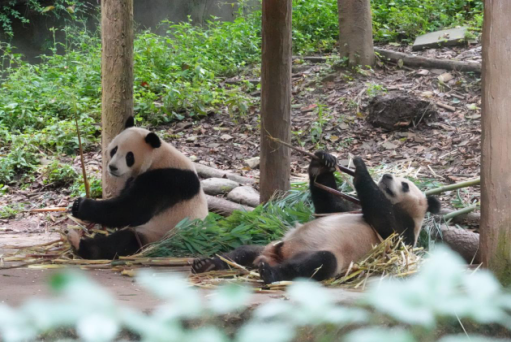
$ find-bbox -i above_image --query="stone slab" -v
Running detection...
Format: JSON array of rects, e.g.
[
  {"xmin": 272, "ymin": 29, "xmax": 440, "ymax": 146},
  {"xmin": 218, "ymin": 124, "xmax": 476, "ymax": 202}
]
[{"xmin": 413, "ymin": 27, "xmax": 468, "ymax": 51}]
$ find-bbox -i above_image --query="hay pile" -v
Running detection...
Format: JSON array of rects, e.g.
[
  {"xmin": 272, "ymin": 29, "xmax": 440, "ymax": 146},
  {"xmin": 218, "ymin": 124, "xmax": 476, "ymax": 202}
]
[
  {"xmin": 0, "ymin": 226, "xmax": 192, "ymax": 274},
  {"xmin": 189, "ymin": 233, "xmax": 425, "ymax": 290}
]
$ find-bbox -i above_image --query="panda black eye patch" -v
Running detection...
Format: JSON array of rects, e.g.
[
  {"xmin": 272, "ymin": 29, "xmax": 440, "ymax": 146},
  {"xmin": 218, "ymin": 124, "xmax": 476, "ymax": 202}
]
[
  {"xmin": 402, "ymin": 182, "xmax": 409, "ymax": 193},
  {"xmin": 126, "ymin": 152, "xmax": 135, "ymax": 167},
  {"xmin": 110, "ymin": 146, "xmax": 118, "ymax": 157}
]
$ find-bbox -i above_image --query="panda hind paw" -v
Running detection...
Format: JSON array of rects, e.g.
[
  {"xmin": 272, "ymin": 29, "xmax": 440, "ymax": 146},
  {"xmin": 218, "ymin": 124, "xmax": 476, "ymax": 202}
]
[
  {"xmin": 191, "ymin": 257, "xmax": 220, "ymax": 274},
  {"xmin": 259, "ymin": 262, "xmax": 283, "ymax": 284}
]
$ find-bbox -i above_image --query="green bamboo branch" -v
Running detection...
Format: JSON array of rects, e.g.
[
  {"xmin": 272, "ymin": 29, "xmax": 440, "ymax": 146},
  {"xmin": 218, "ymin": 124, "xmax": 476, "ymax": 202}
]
[
  {"xmin": 425, "ymin": 178, "xmax": 480, "ymax": 196},
  {"xmin": 442, "ymin": 204, "xmax": 478, "ymax": 221}
]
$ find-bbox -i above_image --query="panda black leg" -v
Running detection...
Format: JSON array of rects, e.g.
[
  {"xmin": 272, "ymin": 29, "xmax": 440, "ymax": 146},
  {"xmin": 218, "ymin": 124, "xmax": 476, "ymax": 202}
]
[
  {"xmin": 309, "ymin": 151, "xmax": 355, "ymax": 214},
  {"xmin": 191, "ymin": 245, "xmax": 264, "ymax": 274},
  {"xmin": 352, "ymin": 157, "xmax": 397, "ymax": 239},
  {"xmin": 69, "ymin": 229, "xmax": 142, "ymax": 260},
  {"xmin": 259, "ymin": 251, "xmax": 337, "ymax": 284}
]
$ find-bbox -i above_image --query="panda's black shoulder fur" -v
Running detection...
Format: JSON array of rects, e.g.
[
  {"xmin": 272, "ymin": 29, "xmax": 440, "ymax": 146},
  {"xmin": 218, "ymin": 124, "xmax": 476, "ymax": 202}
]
[{"xmin": 72, "ymin": 168, "xmax": 201, "ymax": 228}]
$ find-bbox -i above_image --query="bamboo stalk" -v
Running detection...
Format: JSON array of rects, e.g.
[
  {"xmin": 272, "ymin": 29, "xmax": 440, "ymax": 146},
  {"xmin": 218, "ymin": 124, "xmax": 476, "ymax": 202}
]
[
  {"xmin": 313, "ymin": 181, "xmax": 361, "ymax": 206},
  {"xmin": 425, "ymin": 178, "xmax": 480, "ymax": 195},
  {"xmin": 267, "ymin": 135, "xmax": 355, "ymax": 176},
  {"xmin": 73, "ymin": 100, "xmax": 90, "ymax": 198},
  {"xmin": 29, "ymin": 207, "xmax": 68, "ymax": 213},
  {"xmin": 443, "ymin": 204, "xmax": 478, "ymax": 221},
  {"xmin": 217, "ymin": 254, "xmax": 260, "ymax": 277}
]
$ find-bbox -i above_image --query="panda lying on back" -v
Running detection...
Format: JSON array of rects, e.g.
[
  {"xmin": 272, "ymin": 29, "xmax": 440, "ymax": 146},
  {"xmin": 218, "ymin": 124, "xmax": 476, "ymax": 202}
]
[
  {"xmin": 67, "ymin": 117, "xmax": 208, "ymax": 259},
  {"xmin": 192, "ymin": 151, "xmax": 440, "ymax": 283}
]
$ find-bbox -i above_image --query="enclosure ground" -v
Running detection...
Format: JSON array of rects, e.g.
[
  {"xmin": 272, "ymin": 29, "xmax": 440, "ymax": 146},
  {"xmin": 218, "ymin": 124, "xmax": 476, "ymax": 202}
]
[
  {"xmin": 1, "ymin": 43, "xmax": 483, "ymax": 302},
  {"xmin": 0, "ymin": 228, "xmax": 362, "ymax": 310}
]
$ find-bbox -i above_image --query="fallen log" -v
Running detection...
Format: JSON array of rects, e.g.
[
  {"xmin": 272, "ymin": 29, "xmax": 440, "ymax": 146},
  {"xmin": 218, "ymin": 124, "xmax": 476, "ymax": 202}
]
[
  {"xmin": 205, "ymin": 194, "xmax": 254, "ymax": 216},
  {"xmin": 194, "ymin": 163, "xmax": 256, "ymax": 185},
  {"xmin": 292, "ymin": 56, "xmax": 327, "ymax": 63},
  {"xmin": 374, "ymin": 48, "xmax": 481, "ymax": 73},
  {"xmin": 439, "ymin": 225, "xmax": 481, "ymax": 264}
]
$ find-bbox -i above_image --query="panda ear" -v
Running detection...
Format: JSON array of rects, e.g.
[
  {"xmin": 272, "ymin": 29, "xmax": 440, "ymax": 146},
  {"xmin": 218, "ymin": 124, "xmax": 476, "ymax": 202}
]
[
  {"xmin": 125, "ymin": 116, "xmax": 135, "ymax": 129},
  {"xmin": 427, "ymin": 196, "xmax": 441, "ymax": 214},
  {"xmin": 145, "ymin": 132, "xmax": 161, "ymax": 148}
]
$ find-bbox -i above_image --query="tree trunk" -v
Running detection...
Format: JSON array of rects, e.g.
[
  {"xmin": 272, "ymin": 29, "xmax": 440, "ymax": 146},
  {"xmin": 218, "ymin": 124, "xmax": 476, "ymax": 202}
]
[
  {"xmin": 337, "ymin": 0, "xmax": 374, "ymax": 66},
  {"xmin": 259, "ymin": 0, "xmax": 292, "ymax": 203},
  {"xmin": 480, "ymin": 0, "xmax": 511, "ymax": 285},
  {"xmin": 101, "ymin": 0, "xmax": 134, "ymax": 199}
]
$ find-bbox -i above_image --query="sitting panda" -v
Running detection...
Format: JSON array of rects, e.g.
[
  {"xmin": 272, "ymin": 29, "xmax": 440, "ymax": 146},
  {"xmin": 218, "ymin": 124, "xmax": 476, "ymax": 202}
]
[
  {"xmin": 67, "ymin": 117, "xmax": 208, "ymax": 259},
  {"xmin": 192, "ymin": 151, "xmax": 440, "ymax": 283}
]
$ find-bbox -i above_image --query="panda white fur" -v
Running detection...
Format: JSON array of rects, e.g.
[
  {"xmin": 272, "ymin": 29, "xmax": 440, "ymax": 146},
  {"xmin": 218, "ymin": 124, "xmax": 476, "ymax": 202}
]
[
  {"xmin": 67, "ymin": 117, "xmax": 208, "ymax": 259},
  {"xmin": 192, "ymin": 152, "xmax": 440, "ymax": 284}
]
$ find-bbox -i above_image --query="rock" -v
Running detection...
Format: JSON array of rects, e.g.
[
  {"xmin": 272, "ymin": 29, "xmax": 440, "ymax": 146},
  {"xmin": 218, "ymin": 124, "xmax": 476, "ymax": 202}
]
[
  {"xmin": 321, "ymin": 74, "xmax": 336, "ymax": 83},
  {"xmin": 201, "ymin": 178, "xmax": 239, "ymax": 195},
  {"xmin": 413, "ymin": 27, "xmax": 468, "ymax": 51},
  {"xmin": 430, "ymin": 69, "xmax": 447, "ymax": 75},
  {"xmin": 367, "ymin": 93, "xmax": 438, "ymax": 131},
  {"xmin": 227, "ymin": 186, "xmax": 260, "ymax": 207},
  {"xmin": 244, "ymin": 157, "xmax": 260, "ymax": 169},
  {"xmin": 437, "ymin": 73, "xmax": 453, "ymax": 83},
  {"xmin": 382, "ymin": 141, "xmax": 398, "ymax": 150}
]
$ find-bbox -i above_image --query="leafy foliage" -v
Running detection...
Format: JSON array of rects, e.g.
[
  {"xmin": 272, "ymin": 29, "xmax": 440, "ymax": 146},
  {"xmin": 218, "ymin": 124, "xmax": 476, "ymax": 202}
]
[
  {"xmin": 0, "ymin": 0, "xmax": 85, "ymax": 37},
  {"xmin": 143, "ymin": 190, "xmax": 314, "ymax": 257},
  {"xmin": 70, "ymin": 176, "xmax": 102, "ymax": 198},
  {"xmin": 0, "ymin": 0, "xmax": 483, "ymax": 186},
  {"xmin": 1, "ymin": 247, "xmax": 510, "ymax": 342},
  {"xmin": 372, "ymin": 0, "xmax": 483, "ymax": 42},
  {"xmin": 41, "ymin": 161, "xmax": 77, "ymax": 187}
]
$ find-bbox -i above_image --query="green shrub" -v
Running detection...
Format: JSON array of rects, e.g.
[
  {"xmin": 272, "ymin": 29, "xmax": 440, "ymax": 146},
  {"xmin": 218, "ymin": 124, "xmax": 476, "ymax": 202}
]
[
  {"xmin": 70, "ymin": 176, "xmax": 102, "ymax": 198},
  {"xmin": 0, "ymin": 0, "xmax": 484, "ymax": 186},
  {"xmin": 41, "ymin": 161, "xmax": 77, "ymax": 187}
]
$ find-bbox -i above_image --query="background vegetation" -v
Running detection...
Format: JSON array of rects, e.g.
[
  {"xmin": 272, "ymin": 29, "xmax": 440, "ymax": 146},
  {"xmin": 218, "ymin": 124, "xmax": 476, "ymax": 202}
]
[{"xmin": 0, "ymin": 0, "xmax": 483, "ymax": 189}]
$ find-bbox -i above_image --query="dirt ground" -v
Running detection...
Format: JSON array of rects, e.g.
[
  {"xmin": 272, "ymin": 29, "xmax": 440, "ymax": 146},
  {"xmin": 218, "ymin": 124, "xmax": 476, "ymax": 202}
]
[
  {"xmin": 0, "ymin": 228, "xmax": 362, "ymax": 310},
  {"xmin": 0, "ymin": 42, "xmax": 482, "ymax": 307}
]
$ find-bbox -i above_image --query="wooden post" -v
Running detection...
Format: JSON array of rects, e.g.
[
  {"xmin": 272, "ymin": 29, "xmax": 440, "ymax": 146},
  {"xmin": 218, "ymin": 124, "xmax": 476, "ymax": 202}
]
[
  {"xmin": 259, "ymin": 0, "xmax": 292, "ymax": 203},
  {"xmin": 337, "ymin": 0, "xmax": 374, "ymax": 66},
  {"xmin": 480, "ymin": 0, "xmax": 511, "ymax": 285},
  {"xmin": 101, "ymin": 0, "xmax": 134, "ymax": 198}
]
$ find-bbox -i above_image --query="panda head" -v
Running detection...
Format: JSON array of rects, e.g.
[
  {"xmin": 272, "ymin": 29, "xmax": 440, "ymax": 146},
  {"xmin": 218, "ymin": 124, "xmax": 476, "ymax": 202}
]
[
  {"xmin": 106, "ymin": 117, "xmax": 162, "ymax": 178},
  {"xmin": 378, "ymin": 173, "xmax": 441, "ymax": 219}
]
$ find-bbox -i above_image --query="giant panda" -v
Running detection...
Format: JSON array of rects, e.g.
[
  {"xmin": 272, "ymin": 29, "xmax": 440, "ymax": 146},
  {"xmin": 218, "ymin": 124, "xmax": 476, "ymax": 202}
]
[
  {"xmin": 67, "ymin": 117, "xmax": 208, "ymax": 259},
  {"xmin": 192, "ymin": 151, "xmax": 440, "ymax": 284}
]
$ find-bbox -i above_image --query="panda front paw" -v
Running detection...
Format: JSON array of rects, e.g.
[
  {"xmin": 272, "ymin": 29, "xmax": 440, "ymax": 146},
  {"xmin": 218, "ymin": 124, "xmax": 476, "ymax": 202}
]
[
  {"xmin": 71, "ymin": 197, "xmax": 85, "ymax": 218},
  {"xmin": 314, "ymin": 151, "xmax": 337, "ymax": 170}
]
